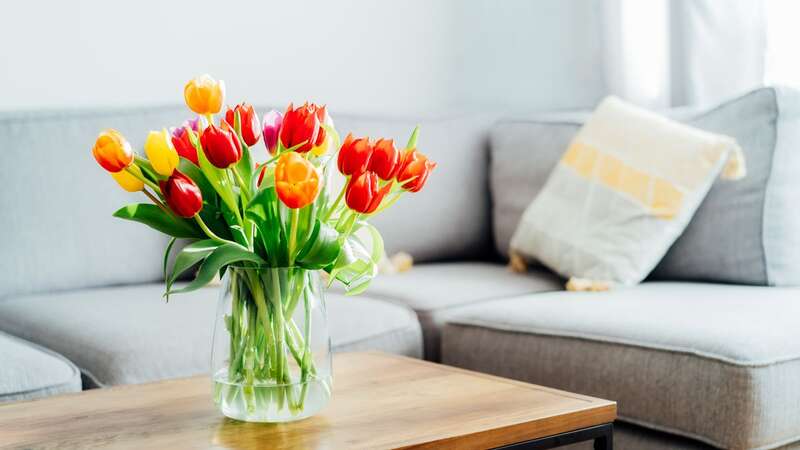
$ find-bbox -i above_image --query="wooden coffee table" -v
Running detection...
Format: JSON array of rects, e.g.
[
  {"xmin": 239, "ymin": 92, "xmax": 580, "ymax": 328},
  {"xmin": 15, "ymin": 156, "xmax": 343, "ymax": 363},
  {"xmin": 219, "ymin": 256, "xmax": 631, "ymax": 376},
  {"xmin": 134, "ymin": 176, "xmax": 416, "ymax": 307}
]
[{"xmin": 0, "ymin": 352, "xmax": 616, "ymax": 449}]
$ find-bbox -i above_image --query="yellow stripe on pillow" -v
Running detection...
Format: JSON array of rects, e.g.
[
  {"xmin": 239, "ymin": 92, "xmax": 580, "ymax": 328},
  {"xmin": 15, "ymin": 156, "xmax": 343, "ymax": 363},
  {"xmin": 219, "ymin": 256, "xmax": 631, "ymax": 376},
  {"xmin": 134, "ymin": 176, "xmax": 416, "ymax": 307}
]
[{"xmin": 561, "ymin": 141, "xmax": 684, "ymax": 219}]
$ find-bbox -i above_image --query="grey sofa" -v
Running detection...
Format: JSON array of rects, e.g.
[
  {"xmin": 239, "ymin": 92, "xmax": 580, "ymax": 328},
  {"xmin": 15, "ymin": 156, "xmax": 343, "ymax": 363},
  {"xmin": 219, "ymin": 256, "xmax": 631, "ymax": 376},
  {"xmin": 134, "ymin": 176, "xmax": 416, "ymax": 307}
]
[{"xmin": 1, "ymin": 87, "xmax": 799, "ymax": 450}]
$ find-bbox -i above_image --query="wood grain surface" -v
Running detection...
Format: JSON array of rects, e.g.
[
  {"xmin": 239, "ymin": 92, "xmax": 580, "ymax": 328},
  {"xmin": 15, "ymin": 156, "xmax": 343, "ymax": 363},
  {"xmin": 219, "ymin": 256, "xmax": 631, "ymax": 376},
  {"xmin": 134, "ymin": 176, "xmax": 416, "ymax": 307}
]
[{"xmin": 0, "ymin": 352, "xmax": 616, "ymax": 449}]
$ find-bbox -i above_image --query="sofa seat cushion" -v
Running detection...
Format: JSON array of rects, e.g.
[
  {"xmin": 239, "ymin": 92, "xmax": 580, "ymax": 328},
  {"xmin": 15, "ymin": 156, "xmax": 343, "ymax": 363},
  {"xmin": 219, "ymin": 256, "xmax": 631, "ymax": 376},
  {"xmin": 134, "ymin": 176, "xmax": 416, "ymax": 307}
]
[
  {"xmin": 0, "ymin": 331, "xmax": 81, "ymax": 402},
  {"xmin": 342, "ymin": 262, "xmax": 563, "ymax": 360},
  {"xmin": 442, "ymin": 282, "xmax": 800, "ymax": 450},
  {"xmin": 0, "ymin": 284, "xmax": 422, "ymax": 387}
]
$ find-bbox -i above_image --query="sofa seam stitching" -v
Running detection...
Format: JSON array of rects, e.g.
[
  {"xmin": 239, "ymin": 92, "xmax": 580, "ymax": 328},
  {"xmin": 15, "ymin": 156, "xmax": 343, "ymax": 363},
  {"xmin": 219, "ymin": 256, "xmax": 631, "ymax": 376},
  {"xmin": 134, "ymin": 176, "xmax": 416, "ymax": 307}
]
[{"xmin": 760, "ymin": 88, "xmax": 780, "ymax": 286}]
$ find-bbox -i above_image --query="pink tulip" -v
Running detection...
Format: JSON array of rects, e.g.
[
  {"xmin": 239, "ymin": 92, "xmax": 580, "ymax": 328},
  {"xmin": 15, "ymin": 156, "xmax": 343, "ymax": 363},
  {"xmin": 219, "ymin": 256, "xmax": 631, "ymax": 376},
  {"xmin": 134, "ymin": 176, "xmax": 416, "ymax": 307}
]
[{"xmin": 262, "ymin": 109, "xmax": 283, "ymax": 155}]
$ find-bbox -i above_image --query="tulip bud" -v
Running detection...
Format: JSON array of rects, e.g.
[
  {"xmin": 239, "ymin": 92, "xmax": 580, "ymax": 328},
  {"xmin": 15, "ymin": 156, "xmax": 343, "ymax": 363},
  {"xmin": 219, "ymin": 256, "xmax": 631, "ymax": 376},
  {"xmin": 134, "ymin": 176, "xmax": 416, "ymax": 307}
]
[
  {"xmin": 159, "ymin": 171, "xmax": 203, "ymax": 218},
  {"xmin": 110, "ymin": 164, "xmax": 144, "ymax": 192},
  {"xmin": 369, "ymin": 138, "xmax": 400, "ymax": 180},
  {"xmin": 144, "ymin": 129, "xmax": 179, "ymax": 176},
  {"xmin": 184, "ymin": 74, "xmax": 225, "ymax": 115},
  {"xmin": 92, "ymin": 129, "xmax": 133, "ymax": 173},
  {"xmin": 346, "ymin": 171, "xmax": 392, "ymax": 214},
  {"xmin": 170, "ymin": 126, "xmax": 199, "ymax": 165},
  {"xmin": 279, "ymin": 102, "xmax": 324, "ymax": 153},
  {"xmin": 396, "ymin": 149, "xmax": 436, "ymax": 192},
  {"xmin": 337, "ymin": 133, "xmax": 373, "ymax": 176},
  {"xmin": 225, "ymin": 103, "xmax": 260, "ymax": 147},
  {"xmin": 274, "ymin": 152, "xmax": 321, "ymax": 209},
  {"xmin": 200, "ymin": 124, "xmax": 243, "ymax": 168},
  {"xmin": 262, "ymin": 110, "xmax": 283, "ymax": 155}
]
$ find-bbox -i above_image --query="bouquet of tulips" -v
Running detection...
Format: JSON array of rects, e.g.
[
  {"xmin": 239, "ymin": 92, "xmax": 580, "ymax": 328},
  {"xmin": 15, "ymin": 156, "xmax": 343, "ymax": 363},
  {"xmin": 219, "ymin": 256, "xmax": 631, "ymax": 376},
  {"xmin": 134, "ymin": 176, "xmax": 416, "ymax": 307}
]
[{"xmin": 91, "ymin": 74, "xmax": 435, "ymax": 420}]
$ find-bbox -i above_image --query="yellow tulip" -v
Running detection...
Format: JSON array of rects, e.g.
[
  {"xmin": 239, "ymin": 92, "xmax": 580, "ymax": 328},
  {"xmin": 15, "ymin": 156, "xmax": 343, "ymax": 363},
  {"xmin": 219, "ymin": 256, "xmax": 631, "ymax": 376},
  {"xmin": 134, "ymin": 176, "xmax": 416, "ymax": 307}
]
[
  {"xmin": 310, "ymin": 137, "xmax": 329, "ymax": 157},
  {"xmin": 110, "ymin": 165, "xmax": 144, "ymax": 192},
  {"xmin": 144, "ymin": 129, "xmax": 179, "ymax": 176},
  {"xmin": 184, "ymin": 74, "xmax": 225, "ymax": 115}
]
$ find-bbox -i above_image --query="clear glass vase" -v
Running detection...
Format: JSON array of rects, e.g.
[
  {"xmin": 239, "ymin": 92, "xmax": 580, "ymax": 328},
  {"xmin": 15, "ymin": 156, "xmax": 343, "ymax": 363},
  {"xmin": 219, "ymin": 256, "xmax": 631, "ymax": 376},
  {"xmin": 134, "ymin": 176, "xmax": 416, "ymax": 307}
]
[{"xmin": 211, "ymin": 266, "xmax": 332, "ymax": 422}]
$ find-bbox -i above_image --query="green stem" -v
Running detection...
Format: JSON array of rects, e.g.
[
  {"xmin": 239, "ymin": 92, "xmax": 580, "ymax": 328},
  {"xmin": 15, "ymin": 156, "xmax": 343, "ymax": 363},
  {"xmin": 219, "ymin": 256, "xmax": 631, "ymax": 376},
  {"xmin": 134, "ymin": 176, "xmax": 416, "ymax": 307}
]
[
  {"xmin": 323, "ymin": 182, "xmax": 347, "ymax": 222},
  {"xmin": 288, "ymin": 208, "xmax": 300, "ymax": 265},
  {"xmin": 231, "ymin": 165, "xmax": 250, "ymax": 201},
  {"xmin": 269, "ymin": 271, "xmax": 287, "ymax": 383},
  {"xmin": 142, "ymin": 188, "xmax": 171, "ymax": 215},
  {"xmin": 194, "ymin": 215, "xmax": 232, "ymax": 244}
]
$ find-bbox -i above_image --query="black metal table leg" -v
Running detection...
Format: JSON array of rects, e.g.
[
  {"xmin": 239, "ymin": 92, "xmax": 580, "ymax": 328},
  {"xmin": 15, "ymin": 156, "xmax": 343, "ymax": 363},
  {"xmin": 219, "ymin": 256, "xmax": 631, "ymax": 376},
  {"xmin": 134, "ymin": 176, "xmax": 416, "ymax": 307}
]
[
  {"xmin": 493, "ymin": 423, "xmax": 613, "ymax": 450},
  {"xmin": 593, "ymin": 425, "xmax": 613, "ymax": 450}
]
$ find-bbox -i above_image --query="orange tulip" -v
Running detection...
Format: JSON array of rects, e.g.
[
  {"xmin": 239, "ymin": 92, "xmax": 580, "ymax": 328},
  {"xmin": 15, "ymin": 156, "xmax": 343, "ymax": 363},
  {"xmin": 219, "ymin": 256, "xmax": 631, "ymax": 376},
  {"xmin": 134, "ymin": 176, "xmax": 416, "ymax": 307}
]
[
  {"xmin": 92, "ymin": 129, "xmax": 133, "ymax": 173},
  {"xmin": 274, "ymin": 152, "xmax": 320, "ymax": 209},
  {"xmin": 184, "ymin": 74, "xmax": 225, "ymax": 115},
  {"xmin": 396, "ymin": 149, "xmax": 436, "ymax": 192}
]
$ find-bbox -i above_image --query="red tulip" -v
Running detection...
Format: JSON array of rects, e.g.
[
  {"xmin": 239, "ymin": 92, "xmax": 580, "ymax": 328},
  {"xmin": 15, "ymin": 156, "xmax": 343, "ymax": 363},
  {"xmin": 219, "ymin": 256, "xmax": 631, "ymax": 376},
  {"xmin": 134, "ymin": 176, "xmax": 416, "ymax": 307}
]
[
  {"xmin": 396, "ymin": 149, "xmax": 436, "ymax": 192},
  {"xmin": 225, "ymin": 103, "xmax": 261, "ymax": 147},
  {"xmin": 171, "ymin": 126, "xmax": 199, "ymax": 165},
  {"xmin": 346, "ymin": 171, "xmax": 391, "ymax": 214},
  {"xmin": 200, "ymin": 123, "xmax": 242, "ymax": 168},
  {"xmin": 160, "ymin": 170, "xmax": 203, "ymax": 218},
  {"xmin": 369, "ymin": 138, "xmax": 400, "ymax": 180},
  {"xmin": 337, "ymin": 133, "xmax": 373, "ymax": 176},
  {"xmin": 279, "ymin": 102, "xmax": 325, "ymax": 153}
]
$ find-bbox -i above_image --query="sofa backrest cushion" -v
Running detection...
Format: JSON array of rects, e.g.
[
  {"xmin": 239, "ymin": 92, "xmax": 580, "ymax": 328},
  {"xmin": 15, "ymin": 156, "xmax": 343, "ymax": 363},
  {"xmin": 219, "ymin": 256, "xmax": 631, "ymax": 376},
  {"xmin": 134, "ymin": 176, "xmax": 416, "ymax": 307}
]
[
  {"xmin": 0, "ymin": 107, "xmax": 189, "ymax": 299},
  {"xmin": 0, "ymin": 107, "xmax": 495, "ymax": 299},
  {"xmin": 490, "ymin": 87, "xmax": 800, "ymax": 286}
]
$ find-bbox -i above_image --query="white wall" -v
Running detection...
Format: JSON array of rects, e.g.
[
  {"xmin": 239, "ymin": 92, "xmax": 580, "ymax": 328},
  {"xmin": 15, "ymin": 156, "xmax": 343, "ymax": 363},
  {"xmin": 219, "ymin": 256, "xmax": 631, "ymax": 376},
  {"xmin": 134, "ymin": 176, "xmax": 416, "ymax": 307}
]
[{"xmin": 0, "ymin": 0, "xmax": 606, "ymax": 115}]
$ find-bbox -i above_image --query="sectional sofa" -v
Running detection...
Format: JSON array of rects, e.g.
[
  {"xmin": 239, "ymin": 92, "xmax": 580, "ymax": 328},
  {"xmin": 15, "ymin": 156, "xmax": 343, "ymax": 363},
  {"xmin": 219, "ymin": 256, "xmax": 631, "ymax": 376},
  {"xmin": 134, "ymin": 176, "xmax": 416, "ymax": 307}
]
[{"xmin": 1, "ymin": 87, "xmax": 799, "ymax": 450}]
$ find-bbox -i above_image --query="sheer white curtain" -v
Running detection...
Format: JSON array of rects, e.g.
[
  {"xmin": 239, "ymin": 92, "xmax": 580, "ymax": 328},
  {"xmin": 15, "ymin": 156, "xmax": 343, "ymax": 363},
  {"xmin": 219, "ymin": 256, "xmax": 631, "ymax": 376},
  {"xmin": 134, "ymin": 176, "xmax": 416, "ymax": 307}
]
[
  {"xmin": 603, "ymin": 0, "xmax": 766, "ymax": 108},
  {"xmin": 764, "ymin": 0, "xmax": 800, "ymax": 87}
]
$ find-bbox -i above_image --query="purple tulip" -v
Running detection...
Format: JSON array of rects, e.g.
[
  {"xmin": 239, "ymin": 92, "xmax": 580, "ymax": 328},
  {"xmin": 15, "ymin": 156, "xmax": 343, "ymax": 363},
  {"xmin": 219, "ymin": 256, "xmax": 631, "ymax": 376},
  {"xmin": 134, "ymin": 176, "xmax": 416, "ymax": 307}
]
[{"xmin": 262, "ymin": 109, "xmax": 283, "ymax": 155}]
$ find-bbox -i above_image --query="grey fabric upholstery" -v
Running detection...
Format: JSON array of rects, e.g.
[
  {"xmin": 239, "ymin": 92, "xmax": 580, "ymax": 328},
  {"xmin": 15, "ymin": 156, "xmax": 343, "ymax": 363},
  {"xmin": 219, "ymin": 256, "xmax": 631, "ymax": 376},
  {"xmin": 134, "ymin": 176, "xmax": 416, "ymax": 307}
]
[
  {"xmin": 340, "ymin": 262, "xmax": 563, "ymax": 360},
  {"xmin": 563, "ymin": 422, "xmax": 800, "ymax": 450},
  {"xmin": 490, "ymin": 87, "xmax": 800, "ymax": 286},
  {"xmin": 0, "ymin": 331, "xmax": 81, "ymax": 402},
  {"xmin": 0, "ymin": 106, "xmax": 190, "ymax": 299},
  {"xmin": 0, "ymin": 284, "xmax": 422, "ymax": 387},
  {"xmin": 442, "ymin": 282, "xmax": 800, "ymax": 450}
]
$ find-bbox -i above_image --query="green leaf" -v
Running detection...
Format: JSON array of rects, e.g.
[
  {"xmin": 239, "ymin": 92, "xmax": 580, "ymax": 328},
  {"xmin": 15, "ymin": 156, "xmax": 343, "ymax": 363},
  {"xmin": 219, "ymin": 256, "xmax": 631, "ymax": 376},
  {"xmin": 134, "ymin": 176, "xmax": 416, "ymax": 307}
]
[
  {"xmin": 179, "ymin": 158, "xmax": 215, "ymax": 203},
  {"xmin": 246, "ymin": 187, "xmax": 285, "ymax": 266},
  {"xmin": 134, "ymin": 155, "xmax": 161, "ymax": 184},
  {"xmin": 297, "ymin": 220, "xmax": 340, "ymax": 269},
  {"xmin": 168, "ymin": 243, "xmax": 265, "ymax": 295},
  {"xmin": 328, "ymin": 234, "xmax": 377, "ymax": 294},
  {"xmin": 163, "ymin": 237, "xmax": 177, "ymax": 282},
  {"xmin": 355, "ymin": 221, "xmax": 384, "ymax": 264},
  {"xmin": 405, "ymin": 125, "xmax": 420, "ymax": 149},
  {"xmin": 166, "ymin": 239, "xmax": 221, "ymax": 292},
  {"xmin": 113, "ymin": 204, "xmax": 201, "ymax": 238}
]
